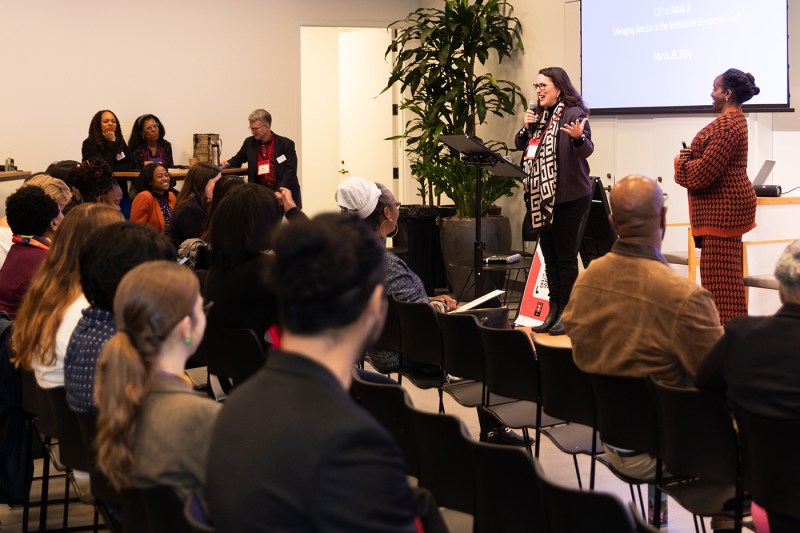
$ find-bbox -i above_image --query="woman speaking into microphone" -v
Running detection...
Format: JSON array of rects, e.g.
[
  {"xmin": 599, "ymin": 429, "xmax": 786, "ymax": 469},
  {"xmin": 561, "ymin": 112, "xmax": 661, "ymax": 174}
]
[{"xmin": 515, "ymin": 67, "xmax": 594, "ymax": 335}]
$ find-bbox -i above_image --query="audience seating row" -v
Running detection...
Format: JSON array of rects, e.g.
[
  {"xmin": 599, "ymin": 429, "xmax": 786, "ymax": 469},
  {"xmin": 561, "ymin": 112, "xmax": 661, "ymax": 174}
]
[{"xmin": 351, "ymin": 370, "xmax": 658, "ymax": 533}]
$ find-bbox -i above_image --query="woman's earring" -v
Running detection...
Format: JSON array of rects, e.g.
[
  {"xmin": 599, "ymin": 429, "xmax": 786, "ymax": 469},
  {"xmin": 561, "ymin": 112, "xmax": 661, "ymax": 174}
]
[{"xmin": 183, "ymin": 336, "xmax": 193, "ymax": 347}]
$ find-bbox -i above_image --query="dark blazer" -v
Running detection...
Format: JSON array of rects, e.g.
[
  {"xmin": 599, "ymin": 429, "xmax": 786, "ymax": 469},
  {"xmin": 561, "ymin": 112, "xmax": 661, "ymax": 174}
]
[
  {"xmin": 514, "ymin": 105, "xmax": 594, "ymax": 204},
  {"xmin": 206, "ymin": 350, "xmax": 416, "ymax": 532},
  {"xmin": 226, "ymin": 133, "xmax": 301, "ymax": 208},
  {"xmin": 696, "ymin": 303, "xmax": 800, "ymax": 420},
  {"xmin": 81, "ymin": 137, "xmax": 135, "ymax": 171},
  {"xmin": 203, "ymin": 254, "xmax": 277, "ymax": 343},
  {"xmin": 169, "ymin": 198, "xmax": 207, "ymax": 250}
]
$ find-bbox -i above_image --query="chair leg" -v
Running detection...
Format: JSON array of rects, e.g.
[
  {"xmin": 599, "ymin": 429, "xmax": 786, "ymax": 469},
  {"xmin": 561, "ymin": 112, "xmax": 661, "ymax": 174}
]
[
  {"xmin": 40, "ymin": 436, "xmax": 52, "ymax": 531},
  {"xmin": 438, "ymin": 389, "xmax": 444, "ymax": 415},
  {"xmin": 572, "ymin": 456, "xmax": 582, "ymax": 489},
  {"xmin": 636, "ymin": 485, "xmax": 645, "ymax": 519},
  {"xmin": 534, "ymin": 402, "xmax": 543, "ymax": 458},
  {"xmin": 63, "ymin": 472, "xmax": 71, "ymax": 529},
  {"xmin": 522, "ymin": 428, "xmax": 532, "ymax": 457},
  {"xmin": 693, "ymin": 514, "xmax": 700, "ymax": 533},
  {"xmin": 700, "ymin": 516, "xmax": 707, "ymax": 533}
]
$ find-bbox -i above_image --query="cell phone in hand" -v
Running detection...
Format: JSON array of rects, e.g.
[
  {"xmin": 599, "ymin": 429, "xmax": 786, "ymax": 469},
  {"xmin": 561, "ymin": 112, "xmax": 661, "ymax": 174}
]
[{"xmin": 682, "ymin": 141, "xmax": 687, "ymax": 149}]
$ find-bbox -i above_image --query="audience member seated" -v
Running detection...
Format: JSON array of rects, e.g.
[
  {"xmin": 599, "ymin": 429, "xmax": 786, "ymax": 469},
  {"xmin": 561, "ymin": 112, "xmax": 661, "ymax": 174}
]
[
  {"xmin": 81, "ymin": 110, "xmax": 134, "ymax": 172},
  {"xmin": 0, "ymin": 175, "xmax": 71, "ymax": 268},
  {"xmin": 70, "ymin": 157, "xmax": 124, "ymax": 211},
  {"xmin": 11, "ymin": 204, "xmax": 123, "ymax": 388},
  {"xmin": 203, "ymin": 184, "xmax": 281, "ymax": 346},
  {"xmin": 128, "ymin": 114, "xmax": 175, "ymax": 169},
  {"xmin": 335, "ymin": 176, "xmax": 455, "ymax": 372},
  {"xmin": 169, "ymin": 162, "xmax": 220, "ymax": 250},
  {"xmin": 64, "ymin": 222, "xmax": 175, "ymax": 414},
  {"xmin": 45, "ymin": 160, "xmax": 80, "ymax": 185},
  {"xmin": 206, "ymin": 214, "xmax": 420, "ymax": 532},
  {"xmin": 562, "ymin": 175, "xmax": 723, "ymax": 478},
  {"xmin": 0, "ymin": 186, "xmax": 63, "ymax": 318},
  {"xmin": 95, "ymin": 261, "xmax": 220, "ymax": 499},
  {"xmin": 177, "ymin": 175, "xmax": 245, "ymax": 271},
  {"xmin": 697, "ymin": 240, "xmax": 800, "ymax": 533},
  {"xmin": 130, "ymin": 163, "xmax": 176, "ymax": 235}
]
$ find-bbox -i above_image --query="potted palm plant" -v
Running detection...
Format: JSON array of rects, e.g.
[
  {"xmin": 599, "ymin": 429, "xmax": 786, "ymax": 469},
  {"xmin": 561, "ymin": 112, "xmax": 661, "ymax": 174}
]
[{"xmin": 386, "ymin": 0, "xmax": 525, "ymax": 293}]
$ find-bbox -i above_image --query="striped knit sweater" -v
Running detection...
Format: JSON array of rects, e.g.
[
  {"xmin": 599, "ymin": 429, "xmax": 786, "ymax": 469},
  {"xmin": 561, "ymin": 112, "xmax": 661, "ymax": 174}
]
[{"xmin": 674, "ymin": 108, "xmax": 757, "ymax": 238}]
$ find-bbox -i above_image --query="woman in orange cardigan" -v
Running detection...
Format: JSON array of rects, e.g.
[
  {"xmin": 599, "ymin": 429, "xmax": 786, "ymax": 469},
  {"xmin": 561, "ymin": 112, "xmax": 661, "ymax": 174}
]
[{"xmin": 130, "ymin": 163, "xmax": 176, "ymax": 234}]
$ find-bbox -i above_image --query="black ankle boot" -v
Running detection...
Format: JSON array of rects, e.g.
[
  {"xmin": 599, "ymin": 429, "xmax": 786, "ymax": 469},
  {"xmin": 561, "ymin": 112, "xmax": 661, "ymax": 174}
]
[
  {"xmin": 548, "ymin": 315, "xmax": 566, "ymax": 336},
  {"xmin": 533, "ymin": 303, "xmax": 561, "ymax": 333}
]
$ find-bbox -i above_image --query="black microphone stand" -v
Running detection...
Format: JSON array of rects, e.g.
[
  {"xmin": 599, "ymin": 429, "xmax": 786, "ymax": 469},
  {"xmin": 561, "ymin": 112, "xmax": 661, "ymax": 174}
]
[{"xmin": 440, "ymin": 136, "xmax": 527, "ymax": 300}]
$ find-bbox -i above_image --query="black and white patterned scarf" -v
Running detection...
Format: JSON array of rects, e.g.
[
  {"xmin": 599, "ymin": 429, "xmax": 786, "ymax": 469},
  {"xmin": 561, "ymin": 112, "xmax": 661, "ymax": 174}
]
[{"xmin": 523, "ymin": 102, "xmax": 564, "ymax": 230}]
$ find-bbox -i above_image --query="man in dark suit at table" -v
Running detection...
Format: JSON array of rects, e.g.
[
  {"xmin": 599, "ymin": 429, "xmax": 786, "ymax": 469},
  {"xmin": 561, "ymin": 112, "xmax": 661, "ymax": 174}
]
[
  {"xmin": 205, "ymin": 214, "xmax": 418, "ymax": 532},
  {"xmin": 221, "ymin": 108, "xmax": 301, "ymax": 207}
]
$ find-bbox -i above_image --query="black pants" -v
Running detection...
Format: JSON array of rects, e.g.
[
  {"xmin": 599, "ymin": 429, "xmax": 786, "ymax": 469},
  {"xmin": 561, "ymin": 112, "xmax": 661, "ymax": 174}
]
[{"xmin": 539, "ymin": 194, "xmax": 591, "ymax": 307}]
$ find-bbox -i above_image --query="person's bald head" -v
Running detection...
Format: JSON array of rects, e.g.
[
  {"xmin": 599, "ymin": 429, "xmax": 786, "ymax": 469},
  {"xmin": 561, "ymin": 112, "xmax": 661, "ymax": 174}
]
[{"xmin": 609, "ymin": 175, "xmax": 666, "ymax": 243}]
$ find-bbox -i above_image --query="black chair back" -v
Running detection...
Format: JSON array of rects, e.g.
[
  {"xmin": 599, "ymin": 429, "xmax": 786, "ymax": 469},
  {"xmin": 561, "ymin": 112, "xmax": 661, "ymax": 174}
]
[
  {"xmin": 478, "ymin": 326, "xmax": 540, "ymax": 403},
  {"xmin": 589, "ymin": 374, "xmax": 658, "ymax": 456},
  {"xmin": 373, "ymin": 295, "xmax": 401, "ymax": 353},
  {"xmin": 395, "ymin": 299, "xmax": 442, "ymax": 368},
  {"xmin": 76, "ymin": 411, "xmax": 122, "ymax": 507},
  {"xmin": 469, "ymin": 440, "xmax": 546, "ymax": 533},
  {"xmin": 122, "ymin": 485, "xmax": 190, "ymax": 533},
  {"xmin": 534, "ymin": 341, "xmax": 594, "ymax": 427},
  {"xmin": 438, "ymin": 312, "xmax": 485, "ymax": 382},
  {"xmin": 538, "ymin": 471, "xmax": 636, "ymax": 533},
  {"xmin": 40, "ymin": 386, "xmax": 91, "ymax": 472},
  {"xmin": 350, "ymin": 371, "xmax": 418, "ymax": 477},
  {"xmin": 408, "ymin": 407, "xmax": 475, "ymax": 516},
  {"xmin": 20, "ymin": 367, "xmax": 40, "ymax": 417},
  {"xmin": 201, "ymin": 327, "xmax": 265, "ymax": 389},
  {"xmin": 734, "ymin": 408, "xmax": 800, "ymax": 521},
  {"xmin": 650, "ymin": 380, "xmax": 737, "ymax": 482}
]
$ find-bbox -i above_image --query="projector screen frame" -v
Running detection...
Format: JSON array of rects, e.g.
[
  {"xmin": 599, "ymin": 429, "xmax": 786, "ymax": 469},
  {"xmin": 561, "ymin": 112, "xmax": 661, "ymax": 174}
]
[{"xmin": 580, "ymin": 0, "xmax": 792, "ymax": 116}]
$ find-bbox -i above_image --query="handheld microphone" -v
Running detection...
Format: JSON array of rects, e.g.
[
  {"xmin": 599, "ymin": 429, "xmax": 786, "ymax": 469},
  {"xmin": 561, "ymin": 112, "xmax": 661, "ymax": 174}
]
[{"xmin": 527, "ymin": 100, "xmax": 537, "ymax": 135}]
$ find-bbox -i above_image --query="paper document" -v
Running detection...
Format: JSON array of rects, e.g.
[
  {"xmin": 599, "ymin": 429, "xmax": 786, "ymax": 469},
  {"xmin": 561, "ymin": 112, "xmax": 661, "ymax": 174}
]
[{"xmin": 451, "ymin": 289, "xmax": 505, "ymax": 313}]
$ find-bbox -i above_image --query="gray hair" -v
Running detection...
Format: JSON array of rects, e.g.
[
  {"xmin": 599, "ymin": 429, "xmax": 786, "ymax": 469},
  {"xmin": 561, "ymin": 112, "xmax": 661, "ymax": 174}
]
[
  {"xmin": 774, "ymin": 240, "xmax": 800, "ymax": 296},
  {"xmin": 248, "ymin": 109, "xmax": 272, "ymax": 126}
]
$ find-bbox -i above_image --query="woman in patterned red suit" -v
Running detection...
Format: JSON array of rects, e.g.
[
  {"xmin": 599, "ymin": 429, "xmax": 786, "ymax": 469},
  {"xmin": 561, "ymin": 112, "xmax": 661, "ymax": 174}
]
[{"xmin": 674, "ymin": 69, "xmax": 760, "ymax": 324}]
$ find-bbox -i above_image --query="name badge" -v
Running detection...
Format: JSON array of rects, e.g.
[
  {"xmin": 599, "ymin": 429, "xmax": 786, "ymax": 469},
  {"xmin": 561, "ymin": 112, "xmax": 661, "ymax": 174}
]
[
  {"xmin": 116, "ymin": 152, "xmax": 126, "ymax": 161},
  {"xmin": 525, "ymin": 138, "xmax": 540, "ymax": 160},
  {"xmin": 276, "ymin": 154, "xmax": 287, "ymax": 164},
  {"xmin": 258, "ymin": 163, "xmax": 270, "ymax": 175}
]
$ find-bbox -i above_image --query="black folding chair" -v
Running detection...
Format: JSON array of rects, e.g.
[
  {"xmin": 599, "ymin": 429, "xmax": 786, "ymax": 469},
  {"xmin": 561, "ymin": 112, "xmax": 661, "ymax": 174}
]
[
  {"xmin": 407, "ymin": 407, "xmax": 475, "ymax": 521},
  {"xmin": 733, "ymin": 408, "xmax": 800, "ymax": 532},
  {"xmin": 589, "ymin": 374, "xmax": 667, "ymax": 529},
  {"xmin": 650, "ymin": 379, "xmax": 746, "ymax": 532},
  {"xmin": 350, "ymin": 369, "xmax": 418, "ymax": 478},
  {"xmin": 469, "ymin": 440, "xmax": 547, "ymax": 533},
  {"xmin": 197, "ymin": 327, "xmax": 265, "ymax": 395},
  {"xmin": 533, "ymin": 339, "xmax": 604, "ymax": 489},
  {"xmin": 477, "ymin": 325, "xmax": 562, "ymax": 457},
  {"xmin": 121, "ymin": 485, "xmax": 190, "ymax": 533},
  {"xmin": 394, "ymin": 299, "xmax": 444, "ymax": 413},
  {"xmin": 538, "ymin": 468, "xmax": 639, "ymax": 532}
]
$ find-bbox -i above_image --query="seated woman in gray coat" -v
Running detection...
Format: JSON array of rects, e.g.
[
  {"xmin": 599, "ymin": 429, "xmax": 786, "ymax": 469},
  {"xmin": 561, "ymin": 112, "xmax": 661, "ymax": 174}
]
[{"xmin": 94, "ymin": 260, "xmax": 220, "ymax": 499}]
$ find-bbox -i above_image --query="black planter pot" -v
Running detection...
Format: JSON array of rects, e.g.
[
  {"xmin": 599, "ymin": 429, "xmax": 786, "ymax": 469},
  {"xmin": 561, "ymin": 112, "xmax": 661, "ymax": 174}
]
[
  {"xmin": 440, "ymin": 215, "xmax": 512, "ymax": 299},
  {"xmin": 393, "ymin": 205, "xmax": 447, "ymax": 295}
]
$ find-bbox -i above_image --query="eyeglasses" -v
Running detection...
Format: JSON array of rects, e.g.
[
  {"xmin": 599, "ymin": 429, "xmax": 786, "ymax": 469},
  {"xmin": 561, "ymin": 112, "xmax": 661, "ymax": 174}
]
[
  {"xmin": 143, "ymin": 123, "xmax": 160, "ymax": 132},
  {"xmin": 534, "ymin": 83, "xmax": 554, "ymax": 91},
  {"xmin": 392, "ymin": 201, "xmax": 401, "ymax": 208},
  {"xmin": 249, "ymin": 124, "xmax": 267, "ymax": 133}
]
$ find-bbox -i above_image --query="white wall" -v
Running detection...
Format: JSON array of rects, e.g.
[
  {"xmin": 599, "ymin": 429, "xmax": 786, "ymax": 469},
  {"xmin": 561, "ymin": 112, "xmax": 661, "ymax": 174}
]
[{"xmin": 0, "ymin": 0, "xmax": 417, "ymax": 209}]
